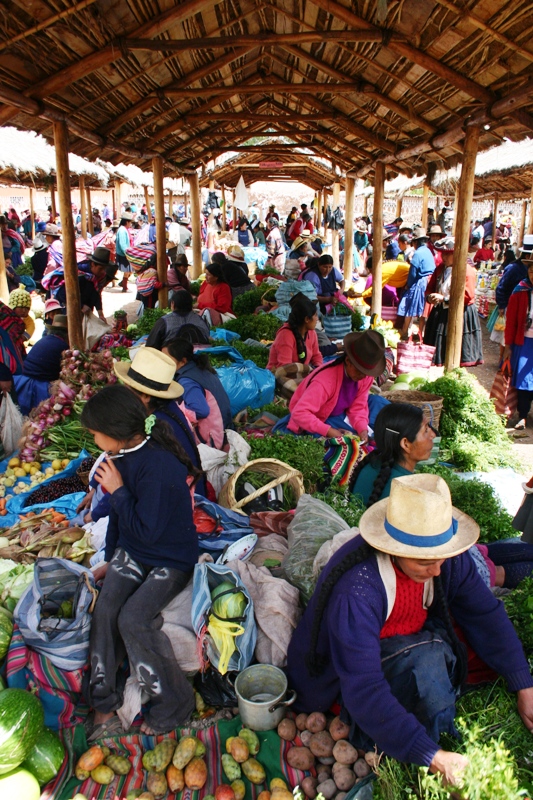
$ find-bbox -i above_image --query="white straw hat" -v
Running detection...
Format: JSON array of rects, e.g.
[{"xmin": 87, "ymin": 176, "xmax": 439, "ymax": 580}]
[
  {"xmin": 359, "ymin": 474, "xmax": 479, "ymax": 559},
  {"xmin": 114, "ymin": 347, "xmax": 184, "ymax": 399}
]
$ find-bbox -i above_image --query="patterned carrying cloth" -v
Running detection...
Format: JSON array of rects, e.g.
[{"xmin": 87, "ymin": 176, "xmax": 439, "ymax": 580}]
[
  {"xmin": 274, "ymin": 362, "xmax": 312, "ymax": 399},
  {"xmin": 323, "ymin": 434, "xmax": 364, "ymax": 486},
  {"xmin": 125, "ymin": 243, "xmax": 156, "ymax": 272}
]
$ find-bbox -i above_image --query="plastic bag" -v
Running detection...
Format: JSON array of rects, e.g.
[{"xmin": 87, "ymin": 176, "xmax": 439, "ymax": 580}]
[
  {"xmin": 214, "ymin": 348, "xmax": 275, "ymax": 414},
  {"xmin": 82, "ymin": 312, "xmax": 111, "ymax": 350},
  {"xmin": 282, "ymin": 494, "xmax": 353, "ymax": 603},
  {"xmin": 193, "ymin": 494, "xmax": 255, "ymax": 553},
  {"xmin": 197, "ymin": 429, "xmax": 251, "ymax": 496},
  {"xmin": 275, "ymin": 279, "xmax": 317, "ymax": 305},
  {"xmin": 193, "ymin": 666, "xmax": 237, "ymax": 707},
  {"xmin": 0, "ymin": 393, "xmax": 23, "ymax": 456}
]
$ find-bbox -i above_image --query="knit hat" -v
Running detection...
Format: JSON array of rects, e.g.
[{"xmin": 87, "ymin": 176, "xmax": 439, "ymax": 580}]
[
  {"xmin": 44, "ymin": 298, "xmax": 62, "ymax": 314},
  {"xmin": 359, "ymin": 473, "xmax": 479, "ymax": 559},
  {"xmin": 8, "ymin": 289, "xmax": 31, "ymax": 309}
]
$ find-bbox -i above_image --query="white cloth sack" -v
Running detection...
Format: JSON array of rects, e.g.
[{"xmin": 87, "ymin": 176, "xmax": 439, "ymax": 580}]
[
  {"xmin": 198, "ymin": 429, "xmax": 251, "ymax": 496},
  {"xmin": 0, "ymin": 393, "xmax": 23, "ymax": 456},
  {"xmin": 82, "ymin": 312, "xmax": 111, "ymax": 350},
  {"xmin": 313, "ymin": 529, "xmax": 358, "ymax": 577}
]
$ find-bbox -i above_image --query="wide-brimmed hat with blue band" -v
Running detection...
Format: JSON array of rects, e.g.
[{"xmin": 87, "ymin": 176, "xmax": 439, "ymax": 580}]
[{"xmin": 359, "ymin": 474, "xmax": 479, "ymax": 559}]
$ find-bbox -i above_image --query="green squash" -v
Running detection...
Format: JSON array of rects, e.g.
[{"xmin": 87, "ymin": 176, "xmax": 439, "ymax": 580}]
[
  {"xmin": 0, "ymin": 614, "xmax": 12, "ymax": 661},
  {"xmin": 0, "ymin": 767, "xmax": 40, "ymax": 800},
  {"xmin": 0, "ymin": 689, "xmax": 44, "ymax": 774},
  {"xmin": 22, "ymin": 726, "xmax": 65, "ymax": 785}
]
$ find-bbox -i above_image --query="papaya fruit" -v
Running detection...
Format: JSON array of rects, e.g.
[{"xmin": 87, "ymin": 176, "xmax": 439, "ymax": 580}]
[
  {"xmin": 184, "ymin": 756, "xmax": 208, "ymax": 790},
  {"xmin": 142, "ymin": 750, "xmax": 157, "ymax": 771},
  {"xmin": 226, "ymin": 736, "xmax": 236, "ymax": 754},
  {"xmin": 172, "ymin": 736, "xmax": 198, "ymax": 769},
  {"xmin": 152, "ymin": 738, "xmax": 177, "ymax": 771},
  {"xmin": 137, "ymin": 793, "xmax": 156, "ymax": 800},
  {"xmin": 230, "ymin": 737, "xmax": 250, "ymax": 763},
  {"xmin": 232, "ymin": 779, "xmax": 246, "ymax": 800},
  {"xmin": 194, "ymin": 737, "xmax": 207, "ymax": 757},
  {"xmin": 222, "ymin": 753, "xmax": 242, "ymax": 781},
  {"xmin": 77, "ymin": 745, "xmax": 104, "ymax": 772},
  {"xmin": 270, "ymin": 779, "xmax": 288, "ymax": 791},
  {"xmin": 74, "ymin": 764, "xmax": 90, "ymax": 781}
]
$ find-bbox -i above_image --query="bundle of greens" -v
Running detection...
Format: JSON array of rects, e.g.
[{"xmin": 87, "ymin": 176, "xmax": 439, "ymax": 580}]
[
  {"xmin": 230, "ymin": 339, "xmax": 270, "ymax": 368},
  {"xmin": 314, "ymin": 485, "xmax": 366, "ymax": 529},
  {"xmin": 419, "ymin": 465, "xmax": 516, "ymax": 542},
  {"xmin": 189, "ymin": 279, "xmax": 202, "ymax": 296},
  {"xmin": 243, "ymin": 433, "xmax": 324, "ymax": 492},
  {"xmin": 420, "ymin": 369, "xmax": 517, "ymax": 471},
  {"xmin": 232, "ymin": 284, "xmax": 274, "ymax": 316},
  {"xmin": 223, "ymin": 313, "xmax": 282, "ymax": 341},
  {"xmin": 351, "ymin": 309, "xmax": 365, "ymax": 331},
  {"xmin": 110, "ymin": 345, "xmax": 131, "ymax": 361},
  {"xmin": 134, "ymin": 307, "xmax": 171, "ymax": 337},
  {"xmin": 15, "ymin": 258, "xmax": 33, "ymax": 277}
]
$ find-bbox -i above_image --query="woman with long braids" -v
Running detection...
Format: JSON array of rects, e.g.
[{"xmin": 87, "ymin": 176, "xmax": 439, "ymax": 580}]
[
  {"xmin": 267, "ymin": 294, "xmax": 322, "ymax": 397},
  {"xmin": 81, "ymin": 384, "xmax": 202, "ymax": 739},
  {"xmin": 286, "ymin": 474, "xmax": 533, "ymax": 782}
]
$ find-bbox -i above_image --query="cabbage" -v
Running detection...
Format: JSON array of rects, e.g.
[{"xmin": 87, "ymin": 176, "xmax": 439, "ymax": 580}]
[
  {"xmin": 0, "ymin": 565, "xmax": 34, "ymax": 612},
  {"xmin": 211, "ymin": 581, "xmax": 246, "ymax": 619}
]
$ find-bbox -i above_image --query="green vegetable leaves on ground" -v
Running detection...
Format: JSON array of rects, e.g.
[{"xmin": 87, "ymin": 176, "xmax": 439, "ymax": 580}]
[
  {"xmin": 232, "ymin": 285, "xmax": 275, "ymax": 317},
  {"xmin": 420, "ymin": 369, "xmax": 517, "ymax": 472},
  {"xmin": 223, "ymin": 313, "xmax": 282, "ymax": 341},
  {"xmin": 243, "ymin": 433, "xmax": 324, "ymax": 492},
  {"xmin": 134, "ymin": 308, "xmax": 171, "ymax": 337}
]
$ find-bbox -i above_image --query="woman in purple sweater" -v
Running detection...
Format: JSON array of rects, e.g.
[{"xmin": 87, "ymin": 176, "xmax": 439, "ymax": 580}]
[{"xmin": 286, "ymin": 474, "xmax": 533, "ymax": 783}]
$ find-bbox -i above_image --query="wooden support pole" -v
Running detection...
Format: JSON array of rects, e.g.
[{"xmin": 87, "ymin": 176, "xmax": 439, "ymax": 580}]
[
  {"xmin": 114, "ymin": 180, "xmax": 122, "ymax": 219},
  {"xmin": 363, "ymin": 194, "xmax": 368, "ymax": 219},
  {"xmin": 232, "ymin": 189, "xmax": 237, "ymax": 231},
  {"xmin": 50, "ymin": 182, "xmax": 57, "ymax": 221},
  {"xmin": 0, "ymin": 234, "xmax": 9, "ymax": 303},
  {"xmin": 111, "ymin": 188, "xmax": 116, "ymax": 221},
  {"xmin": 395, "ymin": 197, "xmax": 403, "ymax": 220},
  {"xmin": 322, "ymin": 187, "xmax": 328, "ymax": 237},
  {"xmin": 86, "ymin": 187, "xmax": 94, "ymax": 235},
  {"xmin": 527, "ymin": 182, "xmax": 533, "ymax": 235},
  {"xmin": 371, "ymin": 161, "xmax": 385, "ymax": 318},
  {"xmin": 189, "ymin": 171, "xmax": 202, "ymax": 279},
  {"xmin": 29, "ymin": 186, "xmax": 35, "ymax": 240},
  {"xmin": 519, "ymin": 199, "xmax": 527, "ymax": 247},
  {"xmin": 209, "ymin": 179, "xmax": 215, "ymax": 191},
  {"xmin": 168, "ymin": 190, "xmax": 173, "ymax": 217},
  {"xmin": 152, "ymin": 156, "xmax": 168, "ymax": 308},
  {"xmin": 421, "ymin": 183, "xmax": 430, "ymax": 228},
  {"xmin": 344, "ymin": 177, "xmax": 355, "ymax": 284},
  {"xmin": 332, "ymin": 181, "xmax": 341, "ymax": 269},
  {"xmin": 444, "ymin": 124, "xmax": 480, "ymax": 371},
  {"xmin": 452, "ymin": 186, "xmax": 459, "ymax": 234},
  {"xmin": 79, "ymin": 175, "xmax": 87, "ymax": 239},
  {"xmin": 53, "ymin": 121, "xmax": 83, "ymax": 350},
  {"xmin": 144, "ymin": 186, "xmax": 152, "ymax": 223},
  {"xmin": 491, "ymin": 193, "xmax": 498, "ymax": 250},
  {"xmin": 221, "ymin": 187, "xmax": 226, "ymax": 231}
]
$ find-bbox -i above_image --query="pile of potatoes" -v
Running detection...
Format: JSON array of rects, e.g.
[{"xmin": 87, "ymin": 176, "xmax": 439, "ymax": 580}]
[{"xmin": 278, "ymin": 713, "xmax": 378, "ymax": 800}]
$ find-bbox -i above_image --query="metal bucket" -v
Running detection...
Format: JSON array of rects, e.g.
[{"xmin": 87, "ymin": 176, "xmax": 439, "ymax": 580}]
[{"xmin": 234, "ymin": 664, "xmax": 296, "ymax": 731}]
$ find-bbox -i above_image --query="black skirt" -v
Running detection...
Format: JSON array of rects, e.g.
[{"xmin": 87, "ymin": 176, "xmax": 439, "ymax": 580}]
[
  {"xmin": 513, "ymin": 492, "xmax": 533, "ymax": 543},
  {"xmin": 424, "ymin": 303, "xmax": 483, "ymax": 367}
]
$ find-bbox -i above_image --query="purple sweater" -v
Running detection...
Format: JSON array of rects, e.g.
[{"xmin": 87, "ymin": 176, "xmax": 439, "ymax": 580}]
[{"xmin": 286, "ymin": 535, "xmax": 533, "ymax": 767}]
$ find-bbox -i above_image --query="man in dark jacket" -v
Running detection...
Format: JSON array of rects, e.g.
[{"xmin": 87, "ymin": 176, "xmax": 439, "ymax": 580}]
[{"xmin": 495, "ymin": 240, "xmax": 530, "ymax": 312}]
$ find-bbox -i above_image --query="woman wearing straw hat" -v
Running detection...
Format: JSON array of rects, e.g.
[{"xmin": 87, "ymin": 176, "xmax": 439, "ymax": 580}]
[{"xmin": 287, "ymin": 473, "xmax": 533, "ymax": 781}]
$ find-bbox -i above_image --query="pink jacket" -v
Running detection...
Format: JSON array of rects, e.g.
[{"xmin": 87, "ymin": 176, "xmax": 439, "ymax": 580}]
[
  {"xmin": 287, "ymin": 361, "xmax": 373, "ymax": 437},
  {"xmin": 267, "ymin": 324, "xmax": 323, "ymax": 370}
]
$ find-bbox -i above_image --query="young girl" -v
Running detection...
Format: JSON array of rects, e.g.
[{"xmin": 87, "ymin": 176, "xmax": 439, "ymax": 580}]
[{"xmin": 81, "ymin": 385, "xmax": 202, "ymax": 738}]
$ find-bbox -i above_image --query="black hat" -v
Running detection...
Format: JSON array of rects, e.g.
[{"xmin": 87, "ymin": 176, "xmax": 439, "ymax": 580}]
[{"xmin": 90, "ymin": 246, "xmax": 117, "ymax": 269}]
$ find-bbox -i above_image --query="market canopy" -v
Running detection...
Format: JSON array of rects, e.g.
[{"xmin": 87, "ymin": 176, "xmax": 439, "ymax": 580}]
[{"xmin": 1, "ymin": 0, "xmax": 533, "ymax": 178}]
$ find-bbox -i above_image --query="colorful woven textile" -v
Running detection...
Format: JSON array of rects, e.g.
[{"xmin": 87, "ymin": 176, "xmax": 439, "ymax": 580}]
[
  {"xmin": 50, "ymin": 716, "xmax": 313, "ymax": 800},
  {"xmin": 323, "ymin": 434, "xmax": 364, "ymax": 487}
]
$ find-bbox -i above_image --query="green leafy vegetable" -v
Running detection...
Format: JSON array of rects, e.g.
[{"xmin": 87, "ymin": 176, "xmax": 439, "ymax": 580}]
[
  {"xmin": 314, "ymin": 485, "xmax": 366, "ymax": 529},
  {"xmin": 134, "ymin": 308, "xmax": 171, "ymax": 337},
  {"xmin": 504, "ymin": 575, "xmax": 533, "ymax": 659},
  {"xmin": 232, "ymin": 285, "xmax": 274, "ymax": 316},
  {"xmin": 351, "ymin": 309, "xmax": 365, "ymax": 331},
  {"xmin": 243, "ymin": 433, "xmax": 324, "ymax": 492},
  {"xmin": 111, "ymin": 345, "xmax": 131, "ymax": 361},
  {"xmin": 223, "ymin": 313, "xmax": 282, "ymax": 341},
  {"xmin": 189, "ymin": 279, "xmax": 202, "ymax": 297}
]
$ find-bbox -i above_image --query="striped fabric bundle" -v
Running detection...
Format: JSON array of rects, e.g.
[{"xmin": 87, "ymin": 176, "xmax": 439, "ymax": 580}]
[
  {"xmin": 323, "ymin": 434, "xmax": 363, "ymax": 487},
  {"xmin": 125, "ymin": 242, "xmax": 156, "ymax": 272},
  {"xmin": 14, "ymin": 558, "xmax": 97, "ymax": 672}
]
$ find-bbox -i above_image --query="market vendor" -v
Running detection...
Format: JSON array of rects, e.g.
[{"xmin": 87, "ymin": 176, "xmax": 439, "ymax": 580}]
[
  {"xmin": 220, "ymin": 245, "xmax": 255, "ymax": 297},
  {"xmin": 267, "ymin": 294, "xmax": 322, "ymax": 397},
  {"xmin": 286, "ymin": 473, "xmax": 533, "ymax": 782},
  {"xmin": 353, "ymin": 257, "xmax": 409, "ymax": 307},
  {"xmin": 284, "ymin": 329, "xmax": 386, "ymax": 442},
  {"xmin": 0, "ymin": 290, "xmax": 30, "ymax": 394},
  {"xmin": 13, "ymin": 314, "xmax": 69, "ymax": 415},
  {"xmin": 147, "ymin": 290, "xmax": 210, "ymax": 349},
  {"xmin": 195, "ymin": 262, "xmax": 234, "ymax": 327},
  {"xmin": 81, "ymin": 385, "xmax": 203, "ymax": 738},
  {"xmin": 55, "ymin": 246, "xmax": 117, "ymax": 321},
  {"xmin": 300, "ymin": 255, "xmax": 344, "ymax": 313},
  {"xmin": 115, "ymin": 346, "xmax": 207, "ymax": 497}
]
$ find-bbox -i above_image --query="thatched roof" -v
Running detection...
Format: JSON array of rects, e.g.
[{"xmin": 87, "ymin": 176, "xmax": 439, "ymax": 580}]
[
  {"xmin": 1, "ymin": 0, "xmax": 533, "ymax": 184},
  {"xmin": 0, "ymin": 127, "xmax": 109, "ymax": 188}
]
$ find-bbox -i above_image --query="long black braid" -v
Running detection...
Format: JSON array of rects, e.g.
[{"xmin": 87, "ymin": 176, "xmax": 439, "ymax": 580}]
[
  {"xmin": 306, "ymin": 542, "xmax": 376, "ymax": 677},
  {"xmin": 287, "ymin": 293, "xmax": 318, "ymax": 363},
  {"xmin": 432, "ymin": 573, "xmax": 468, "ymax": 687}
]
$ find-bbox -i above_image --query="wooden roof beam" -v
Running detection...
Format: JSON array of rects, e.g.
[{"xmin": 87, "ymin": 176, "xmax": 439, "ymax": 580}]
[
  {"xmin": 308, "ymin": 0, "xmax": 494, "ymax": 105},
  {"xmin": 124, "ymin": 31, "xmax": 383, "ymax": 50},
  {"xmin": 164, "ymin": 82, "xmax": 376, "ymax": 97},
  {"xmin": 182, "ymin": 112, "xmax": 333, "ymax": 122},
  {"xmin": 0, "ymin": 0, "xmax": 99, "ymax": 54}
]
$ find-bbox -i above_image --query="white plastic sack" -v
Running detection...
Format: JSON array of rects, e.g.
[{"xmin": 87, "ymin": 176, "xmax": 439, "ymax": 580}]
[
  {"xmin": 82, "ymin": 312, "xmax": 111, "ymax": 350},
  {"xmin": 0, "ymin": 393, "xmax": 23, "ymax": 456},
  {"xmin": 198, "ymin": 429, "xmax": 251, "ymax": 496},
  {"xmin": 313, "ymin": 529, "xmax": 358, "ymax": 578}
]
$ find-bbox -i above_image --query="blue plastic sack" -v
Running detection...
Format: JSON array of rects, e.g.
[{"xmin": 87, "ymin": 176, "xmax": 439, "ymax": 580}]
[
  {"xmin": 200, "ymin": 346, "xmax": 274, "ymax": 414},
  {"xmin": 194, "ymin": 494, "xmax": 254, "ymax": 554},
  {"xmin": 210, "ymin": 328, "xmax": 241, "ymax": 342},
  {"xmin": 191, "ymin": 561, "xmax": 256, "ymax": 674}
]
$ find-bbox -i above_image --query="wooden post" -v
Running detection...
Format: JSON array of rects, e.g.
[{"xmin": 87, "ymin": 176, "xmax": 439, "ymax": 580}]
[
  {"xmin": 322, "ymin": 187, "xmax": 328, "ymax": 237},
  {"xmin": 221, "ymin": 187, "xmax": 226, "ymax": 231},
  {"xmin": 314, "ymin": 193, "xmax": 319, "ymax": 229},
  {"xmin": 395, "ymin": 197, "xmax": 403, "ymax": 220},
  {"xmin": 168, "ymin": 189, "xmax": 173, "ymax": 217},
  {"xmin": 111, "ymin": 188, "xmax": 116, "ymax": 220},
  {"xmin": 50, "ymin": 181, "xmax": 57, "ymax": 221},
  {"xmin": 86, "ymin": 187, "xmax": 94, "ymax": 235},
  {"xmin": 528, "ymin": 183, "xmax": 533, "ymax": 235},
  {"xmin": 519, "ymin": 199, "xmax": 527, "ymax": 246},
  {"xmin": 29, "ymin": 186, "xmax": 35, "ymax": 239},
  {"xmin": 491, "ymin": 193, "xmax": 498, "ymax": 249},
  {"xmin": 232, "ymin": 189, "xmax": 237, "ymax": 230},
  {"xmin": 209, "ymin": 179, "xmax": 215, "ymax": 191},
  {"xmin": 189, "ymin": 170, "xmax": 202, "ymax": 279},
  {"xmin": 152, "ymin": 156, "xmax": 168, "ymax": 308},
  {"xmin": 344, "ymin": 177, "xmax": 355, "ymax": 284},
  {"xmin": 444, "ymin": 124, "xmax": 480, "ymax": 371},
  {"xmin": 452, "ymin": 185, "xmax": 459, "ymax": 234},
  {"xmin": 53, "ymin": 121, "xmax": 83, "ymax": 350},
  {"xmin": 421, "ymin": 182, "xmax": 430, "ymax": 228},
  {"xmin": 79, "ymin": 175, "xmax": 87, "ymax": 239},
  {"xmin": 144, "ymin": 186, "xmax": 152, "ymax": 223},
  {"xmin": 371, "ymin": 161, "xmax": 385, "ymax": 318},
  {"xmin": 0, "ymin": 236, "xmax": 9, "ymax": 303},
  {"xmin": 114, "ymin": 179, "xmax": 122, "ymax": 219},
  {"xmin": 363, "ymin": 193, "xmax": 368, "ymax": 219},
  {"xmin": 332, "ymin": 181, "xmax": 340, "ymax": 268}
]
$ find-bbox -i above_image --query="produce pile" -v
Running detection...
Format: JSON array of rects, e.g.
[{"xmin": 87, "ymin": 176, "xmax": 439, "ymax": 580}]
[
  {"xmin": 18, "ymin": 349, "xmax": 118, "ymax": 464},
  {"xmin": 0, "ymin": 510, "xmax": 87, "ymax": 565}
]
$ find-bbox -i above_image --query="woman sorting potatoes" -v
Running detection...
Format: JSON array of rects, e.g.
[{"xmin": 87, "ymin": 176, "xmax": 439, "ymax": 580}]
[{"xmin": 286, "ymin": 474, "xmax": 533, "ymax": 783}]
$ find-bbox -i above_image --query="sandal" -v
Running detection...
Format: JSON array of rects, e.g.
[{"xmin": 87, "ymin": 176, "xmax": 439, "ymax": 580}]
[
  {"xmin": 87, "ymin": 715, "xmax": 124, "ymax": 742},
  {"xmin": 515, "ymin": 419, "xmax": 527, "ymax": 430}
]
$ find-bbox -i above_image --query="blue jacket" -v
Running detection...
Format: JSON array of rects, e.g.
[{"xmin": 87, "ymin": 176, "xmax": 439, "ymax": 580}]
[
  {"xmin": 407, "ymin": 244, "xmax": 435, "ymax": 288},
  {"xmin": 286, "ymin": 535, "xmax": 532, "ymax": 767},
  {"xmin": 176, "ymin": 360, "xmax": 233, "ymax": 431},
  {"xmin": 495, "ymin": 259, "xmax": 528, "ymax": 310}
]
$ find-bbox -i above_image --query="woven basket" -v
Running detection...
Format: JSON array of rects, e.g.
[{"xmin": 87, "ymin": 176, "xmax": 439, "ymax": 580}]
[
  {"xmin": 76, "ymin": 467, "xmax": 91, "ymax": 487},
  {"xmin": 380, "ymin": 390, "xmax": 444, "ymax": 429},
  {"xmin": 218, "ymin": 458, "xmax": 305, "ymax": 514}
]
